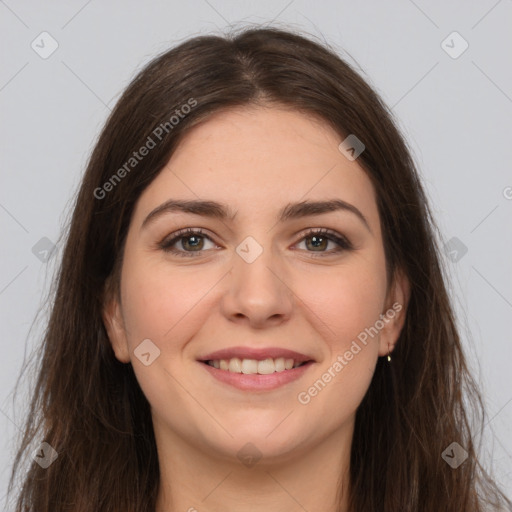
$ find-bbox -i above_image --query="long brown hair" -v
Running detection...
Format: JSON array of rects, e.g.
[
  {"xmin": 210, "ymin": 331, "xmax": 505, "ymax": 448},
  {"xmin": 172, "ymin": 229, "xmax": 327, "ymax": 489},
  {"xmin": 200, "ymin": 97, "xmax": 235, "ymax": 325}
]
[{"xmin": 7, "ymin": 25, "xmax": 511, "ymax": 511}]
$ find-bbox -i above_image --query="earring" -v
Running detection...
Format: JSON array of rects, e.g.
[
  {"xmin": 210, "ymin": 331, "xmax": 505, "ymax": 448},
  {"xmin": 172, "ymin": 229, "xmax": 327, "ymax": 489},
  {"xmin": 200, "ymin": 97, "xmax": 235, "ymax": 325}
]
[{"xmin": 387, "ymin": 343, "xmax": 392, "ymax": 363}]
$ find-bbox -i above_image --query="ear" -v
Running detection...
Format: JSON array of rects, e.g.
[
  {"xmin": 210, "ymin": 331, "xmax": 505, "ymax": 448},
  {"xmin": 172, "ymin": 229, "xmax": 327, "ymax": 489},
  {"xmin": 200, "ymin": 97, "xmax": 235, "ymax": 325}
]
[
  {"xmin": 378, "ymin": 268, "xmax": 410, "ymax": 358},
  {"xmin": 102, "ymin": 280, "xmax": 131, "ymax": 364}
]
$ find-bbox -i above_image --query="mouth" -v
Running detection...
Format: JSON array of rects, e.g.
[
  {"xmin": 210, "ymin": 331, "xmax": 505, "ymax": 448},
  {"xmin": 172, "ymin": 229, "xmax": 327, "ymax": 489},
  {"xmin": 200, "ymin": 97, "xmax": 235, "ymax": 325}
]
[
  {"xmin": 199, "ymin": 357, "xmax": 310, "ymax": 374},
  {"xmin": 196, "ymin": 348, "xmax": 316, "ymax": 391}
]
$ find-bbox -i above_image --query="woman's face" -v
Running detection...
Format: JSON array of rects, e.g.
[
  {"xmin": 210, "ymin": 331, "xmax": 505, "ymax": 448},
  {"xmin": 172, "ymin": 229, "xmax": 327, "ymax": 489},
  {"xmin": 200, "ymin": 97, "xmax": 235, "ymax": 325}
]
[{"xmin": 104, "ymin": 105, "xmax": 408, "ymax": 464}]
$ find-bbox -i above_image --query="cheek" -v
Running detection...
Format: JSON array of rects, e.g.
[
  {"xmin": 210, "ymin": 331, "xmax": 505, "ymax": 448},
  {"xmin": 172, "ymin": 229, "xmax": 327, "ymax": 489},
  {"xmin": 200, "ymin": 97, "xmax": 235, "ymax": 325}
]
[
  {"xmin": 293, "ymin": 266, "xmax": 385, "ymax": 424},
  {"xmin": 117, "ymin": 252, "xmax": 211, "ymax": 410},
  {"xmin": 119, "ymin": 252, "xmax": 213, "ymax": 347},
  {"xmin": 291, "ymin": 253, "xmax": 387, "ymax": 412},
  {"xmin": 294, "ymin": 257, "xmax": 388, "ymax": 352}
]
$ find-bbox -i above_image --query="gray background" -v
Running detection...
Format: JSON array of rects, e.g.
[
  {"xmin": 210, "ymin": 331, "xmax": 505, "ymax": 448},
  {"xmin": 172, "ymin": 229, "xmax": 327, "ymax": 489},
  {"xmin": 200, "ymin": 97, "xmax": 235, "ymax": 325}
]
[{"xmin": 1, "ymin": 0, "xmax": 511, "ymax": 507}]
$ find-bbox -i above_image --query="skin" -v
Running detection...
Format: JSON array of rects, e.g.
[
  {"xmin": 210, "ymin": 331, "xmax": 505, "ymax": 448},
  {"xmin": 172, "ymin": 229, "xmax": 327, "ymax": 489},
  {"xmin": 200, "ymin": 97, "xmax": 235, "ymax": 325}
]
[{"xmin": 103, "ymin": 105, "xmax": 410, "ymax": 512}]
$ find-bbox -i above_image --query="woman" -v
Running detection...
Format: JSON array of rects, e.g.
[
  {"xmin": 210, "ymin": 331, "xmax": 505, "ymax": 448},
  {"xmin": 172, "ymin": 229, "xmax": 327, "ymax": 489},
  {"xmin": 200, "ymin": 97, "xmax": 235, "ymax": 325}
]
[{"xmin": 7, "ymin": 26, "xmax": 511, "ymax": 511}]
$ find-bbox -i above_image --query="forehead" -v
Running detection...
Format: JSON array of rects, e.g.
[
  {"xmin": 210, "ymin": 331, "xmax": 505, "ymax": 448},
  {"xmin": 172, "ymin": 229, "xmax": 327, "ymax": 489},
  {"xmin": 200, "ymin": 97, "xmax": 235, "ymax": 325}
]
[{"xmin": 134, "ymin": 106, "xmax": 380, "ymax": 231}]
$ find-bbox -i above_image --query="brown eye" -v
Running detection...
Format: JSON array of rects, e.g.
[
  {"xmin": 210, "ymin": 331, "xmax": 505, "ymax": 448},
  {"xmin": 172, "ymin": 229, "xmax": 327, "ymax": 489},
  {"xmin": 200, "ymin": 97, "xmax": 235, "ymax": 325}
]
[
  {"xmin": 305, "ymin": 234, "xmax": 329, "ymax": 251},
  {"xmin": 296, "ymin": 229, "xmax": 353, "ymax": 256},
  {"xmin": 178, "ymin": 234, "xmax": 205, "ymax": 251},
  {"xmin": 159, "ymin": 228, "xmax": 216, "ymax": 257}
]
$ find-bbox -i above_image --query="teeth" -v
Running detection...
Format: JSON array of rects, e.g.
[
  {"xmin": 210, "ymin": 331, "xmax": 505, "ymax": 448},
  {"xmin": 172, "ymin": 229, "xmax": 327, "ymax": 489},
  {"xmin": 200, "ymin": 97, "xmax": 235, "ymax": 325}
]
[
  {"xmin": 228, "ymin": 358, "xmax": 242, "ymax": 373},
  {"xmin": 206, "ymin": 357, "xmax": 305, "ymax": 374}
]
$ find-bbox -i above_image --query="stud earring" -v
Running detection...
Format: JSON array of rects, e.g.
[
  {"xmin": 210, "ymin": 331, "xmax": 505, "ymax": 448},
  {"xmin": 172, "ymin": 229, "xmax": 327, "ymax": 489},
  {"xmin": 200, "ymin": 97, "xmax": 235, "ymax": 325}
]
[{"xmin": 387, "ymin": 343, "xmax": 392, "ymax": 363}]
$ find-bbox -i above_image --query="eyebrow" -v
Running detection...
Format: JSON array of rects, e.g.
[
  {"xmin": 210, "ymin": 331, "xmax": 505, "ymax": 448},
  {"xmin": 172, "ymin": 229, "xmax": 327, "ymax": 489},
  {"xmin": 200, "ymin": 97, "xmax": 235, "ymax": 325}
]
[{"xmin": 141, "ymin": 198, "xmax": 372, "ymax": 233}]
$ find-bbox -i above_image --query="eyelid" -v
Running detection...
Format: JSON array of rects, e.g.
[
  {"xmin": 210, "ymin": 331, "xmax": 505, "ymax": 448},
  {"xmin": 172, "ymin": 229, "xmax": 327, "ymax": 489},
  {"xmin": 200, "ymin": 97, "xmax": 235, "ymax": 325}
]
[
  {"xmin": 158, "ymin": 227, "xmax": 353, "ymax": 257},
  {"xmin": 158, "ymin": 227, "xmax": 217, "ymax": 256},
  {"xmin": 293, "ymin": 227, "xmax": 353, "ymax": 255}
]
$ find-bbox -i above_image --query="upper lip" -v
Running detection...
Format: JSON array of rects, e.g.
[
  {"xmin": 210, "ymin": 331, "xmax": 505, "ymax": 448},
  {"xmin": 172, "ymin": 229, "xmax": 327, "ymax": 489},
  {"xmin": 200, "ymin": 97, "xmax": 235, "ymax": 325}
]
[{"xmin": 198, "ymin": 346, "xmax": 315, "ymax": 363}]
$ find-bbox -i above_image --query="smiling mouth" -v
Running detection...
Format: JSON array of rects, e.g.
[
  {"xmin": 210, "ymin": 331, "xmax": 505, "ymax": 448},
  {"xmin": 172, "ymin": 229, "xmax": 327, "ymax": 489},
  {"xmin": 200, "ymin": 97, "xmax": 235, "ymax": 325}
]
[{"xmin": 200, "ymin": 357, "xmax": 311, "ymax": 375}]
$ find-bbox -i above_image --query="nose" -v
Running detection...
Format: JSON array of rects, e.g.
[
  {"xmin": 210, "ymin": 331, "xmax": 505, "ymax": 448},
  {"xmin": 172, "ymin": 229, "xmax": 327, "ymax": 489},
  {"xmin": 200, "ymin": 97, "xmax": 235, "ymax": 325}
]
[{"xmin": 220, "ymin": 245, "xmax": 293, "ymax": 329}]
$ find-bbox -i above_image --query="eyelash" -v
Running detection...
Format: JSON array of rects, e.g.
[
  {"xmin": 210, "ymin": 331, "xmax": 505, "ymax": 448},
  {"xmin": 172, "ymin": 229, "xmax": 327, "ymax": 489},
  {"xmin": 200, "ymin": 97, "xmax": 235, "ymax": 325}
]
[{"xmin": 158, "ymin": 228, "xmax": 354, "ymax": 258}]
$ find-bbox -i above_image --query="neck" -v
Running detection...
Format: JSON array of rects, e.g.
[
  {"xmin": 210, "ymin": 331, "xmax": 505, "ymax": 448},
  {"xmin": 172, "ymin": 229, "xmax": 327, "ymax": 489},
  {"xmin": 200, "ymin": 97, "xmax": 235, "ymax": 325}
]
[{"xmin": 154, "ymin": 418, "xmax": 353, "ymax": 512}]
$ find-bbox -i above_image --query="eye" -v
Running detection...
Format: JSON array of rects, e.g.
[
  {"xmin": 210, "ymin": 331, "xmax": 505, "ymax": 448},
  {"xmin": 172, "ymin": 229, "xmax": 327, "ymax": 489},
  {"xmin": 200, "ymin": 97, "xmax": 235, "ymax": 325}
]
[
  {"xmin": 294, "ymin": 228, "xmax": 353, "ymax": 257},
  {"xmin": 158, "ymin": 228, "xmax": 217, "ymax": 257},
  {"xmin": 158, "ymin": 227, "xmax": 353, "ymax": 258}
]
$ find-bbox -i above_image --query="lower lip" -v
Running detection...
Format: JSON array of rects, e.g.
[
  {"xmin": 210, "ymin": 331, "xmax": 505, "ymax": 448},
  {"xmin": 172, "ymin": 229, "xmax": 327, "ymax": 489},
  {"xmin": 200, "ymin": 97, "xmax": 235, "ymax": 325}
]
[{"xmin": 198, "ymin": 360, "xmax": 315, "ymax": 391}]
